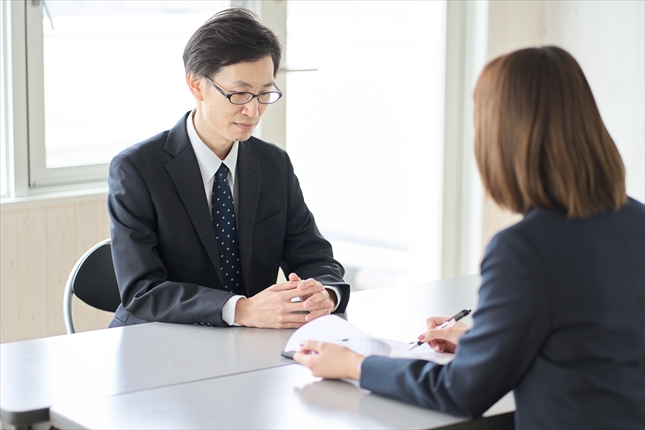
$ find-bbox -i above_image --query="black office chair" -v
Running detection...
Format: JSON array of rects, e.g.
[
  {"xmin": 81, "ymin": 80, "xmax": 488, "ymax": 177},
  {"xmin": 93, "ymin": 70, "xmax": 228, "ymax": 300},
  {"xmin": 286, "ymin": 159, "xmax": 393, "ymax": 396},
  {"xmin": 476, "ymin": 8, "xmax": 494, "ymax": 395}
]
[{"xmin": 63, "ymin": 238, "xmax": 121, "ymax": 334}]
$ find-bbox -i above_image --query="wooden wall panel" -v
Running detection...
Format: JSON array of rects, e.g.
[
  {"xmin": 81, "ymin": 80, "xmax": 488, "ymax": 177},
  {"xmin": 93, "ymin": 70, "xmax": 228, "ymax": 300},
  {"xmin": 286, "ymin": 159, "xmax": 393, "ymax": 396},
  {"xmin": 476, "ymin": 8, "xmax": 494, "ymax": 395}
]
[
  {"xmin": 1, "ymin": 211, "xmax": 21, "ymax": 344},
  {"xmin": 0, "ymin": 193, "xmax": 112, "ymax": 343},
  {"xmin": 45, "ymin": 204, "xmax": 76, "ymax": 337},
  {"xmin": 20, "ymin": 207, "xmax": 48, "ymax": 341}
]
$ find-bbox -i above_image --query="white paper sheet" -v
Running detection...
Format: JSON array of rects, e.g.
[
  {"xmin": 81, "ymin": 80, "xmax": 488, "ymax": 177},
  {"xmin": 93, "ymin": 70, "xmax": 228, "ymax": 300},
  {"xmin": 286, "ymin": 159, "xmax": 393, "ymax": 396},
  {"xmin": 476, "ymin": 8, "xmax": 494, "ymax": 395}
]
[{"xmin": 283, "ymin": 315, "xmax": 455, "ymax": 365}]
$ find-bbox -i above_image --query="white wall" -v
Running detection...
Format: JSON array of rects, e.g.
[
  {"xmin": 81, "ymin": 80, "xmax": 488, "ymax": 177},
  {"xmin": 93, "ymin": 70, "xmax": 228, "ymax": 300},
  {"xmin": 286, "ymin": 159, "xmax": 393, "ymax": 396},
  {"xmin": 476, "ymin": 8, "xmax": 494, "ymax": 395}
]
[{"xmin": 480, "ymin": 0, "xmax": 645, "ymax": 253}]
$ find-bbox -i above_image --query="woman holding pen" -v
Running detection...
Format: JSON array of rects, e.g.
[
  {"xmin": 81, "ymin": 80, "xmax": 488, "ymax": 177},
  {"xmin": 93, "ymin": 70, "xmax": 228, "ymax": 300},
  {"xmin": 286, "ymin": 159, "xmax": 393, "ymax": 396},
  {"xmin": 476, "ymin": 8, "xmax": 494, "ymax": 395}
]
[{"xmin": 294, "ymin": 46, "xmax": 644, "ymax": 429}]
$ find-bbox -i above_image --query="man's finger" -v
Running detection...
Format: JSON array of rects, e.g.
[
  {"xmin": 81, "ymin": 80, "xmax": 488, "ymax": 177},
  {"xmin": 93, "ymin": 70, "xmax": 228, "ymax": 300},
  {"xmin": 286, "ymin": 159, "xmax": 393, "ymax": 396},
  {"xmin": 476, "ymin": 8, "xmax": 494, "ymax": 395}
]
[
  {"xmin": 297, "ymin": 278, "xmax": 324, "ymax": 292},
  {"xmin": 283, "ymin": 283, "xmax": 323, "ymax": 300},
  {"xmin": 273, "ymin": 313, "xmax": 308, "ymax": 328},
  {"xmin": 281, "ymin": 301, "xmax": 313, "ymax": 314},
  {"xmin": 303, "ymin": 290, "xmax": 329, "ymax": 308},
  {"xmin": 303, "ymin": 299, "xmax": 332, "ymax": 314},
  {"xmin": 305, "ymin": 308, "xmax": 331, "ymax": 322},
  {"xmin": 269, "ymin": 279, "xmax": 300, "ymax": 292}
]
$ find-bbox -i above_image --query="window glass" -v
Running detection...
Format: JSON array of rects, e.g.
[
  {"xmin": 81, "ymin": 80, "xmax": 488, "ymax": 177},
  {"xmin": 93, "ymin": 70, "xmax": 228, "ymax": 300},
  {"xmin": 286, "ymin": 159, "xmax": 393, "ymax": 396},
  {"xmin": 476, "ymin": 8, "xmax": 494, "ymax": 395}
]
[
  {"xmin": 42, "ymin": 1, "xmax": 229, "ymax": 168},
  {"xmin": 286, "ymin": 1, "xmax": 446, "ymax": 289}
]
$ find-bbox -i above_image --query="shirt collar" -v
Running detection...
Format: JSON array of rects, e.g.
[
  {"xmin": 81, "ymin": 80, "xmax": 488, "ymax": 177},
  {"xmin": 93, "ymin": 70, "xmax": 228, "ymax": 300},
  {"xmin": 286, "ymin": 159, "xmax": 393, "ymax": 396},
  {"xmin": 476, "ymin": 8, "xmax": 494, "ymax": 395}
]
[{"xmin": 186, "ymin": 110, "xmax": 238, "ymax": 185}]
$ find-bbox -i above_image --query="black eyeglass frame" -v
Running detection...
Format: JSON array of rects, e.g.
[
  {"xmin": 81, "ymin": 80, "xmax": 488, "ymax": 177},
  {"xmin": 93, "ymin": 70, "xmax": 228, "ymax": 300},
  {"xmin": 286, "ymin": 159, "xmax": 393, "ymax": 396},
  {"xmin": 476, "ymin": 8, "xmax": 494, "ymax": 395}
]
[{"xmin": 205, "ymin": 77, "xmax": 283, "ymax": 105}]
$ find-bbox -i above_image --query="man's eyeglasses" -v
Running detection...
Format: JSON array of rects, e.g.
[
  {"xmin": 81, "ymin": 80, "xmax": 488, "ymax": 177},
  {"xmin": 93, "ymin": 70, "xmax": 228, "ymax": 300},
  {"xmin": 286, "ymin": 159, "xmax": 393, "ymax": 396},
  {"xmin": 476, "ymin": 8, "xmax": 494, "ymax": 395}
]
[{"xmin": 205, "ymin": 77, "xmax": 282, "ymax": 105}]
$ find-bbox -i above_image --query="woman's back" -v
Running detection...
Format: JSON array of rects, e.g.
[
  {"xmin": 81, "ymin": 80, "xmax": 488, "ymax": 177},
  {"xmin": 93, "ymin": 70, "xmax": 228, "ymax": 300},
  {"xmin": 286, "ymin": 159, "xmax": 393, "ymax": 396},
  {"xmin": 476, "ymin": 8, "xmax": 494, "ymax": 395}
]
[{"xmin": 484, "ymin": 197, "xmax": 644, "ymax": 428}]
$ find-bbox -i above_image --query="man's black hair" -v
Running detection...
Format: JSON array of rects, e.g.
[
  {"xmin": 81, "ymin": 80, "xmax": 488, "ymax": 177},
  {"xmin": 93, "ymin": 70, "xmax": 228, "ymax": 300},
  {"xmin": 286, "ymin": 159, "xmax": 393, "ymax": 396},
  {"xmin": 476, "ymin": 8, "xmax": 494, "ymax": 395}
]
[{"xmin": 183, "ymin": 7, "xmax": 282, "ymax": 78}]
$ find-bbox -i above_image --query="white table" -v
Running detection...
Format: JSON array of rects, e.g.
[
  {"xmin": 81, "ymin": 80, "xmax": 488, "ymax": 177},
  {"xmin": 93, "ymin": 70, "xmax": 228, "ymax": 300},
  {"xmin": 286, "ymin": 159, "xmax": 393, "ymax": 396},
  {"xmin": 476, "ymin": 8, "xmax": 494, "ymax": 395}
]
[
  {"xmin": 3, "ymin": 275, "xmax": 514, "ymax": 429},
  {"xmin": 1, "ymin": 322, "xmax": 293, "ymax": 428},
  {"xmin": 50, "ymin": 362, "xmax": 514, "ymax": 430}
]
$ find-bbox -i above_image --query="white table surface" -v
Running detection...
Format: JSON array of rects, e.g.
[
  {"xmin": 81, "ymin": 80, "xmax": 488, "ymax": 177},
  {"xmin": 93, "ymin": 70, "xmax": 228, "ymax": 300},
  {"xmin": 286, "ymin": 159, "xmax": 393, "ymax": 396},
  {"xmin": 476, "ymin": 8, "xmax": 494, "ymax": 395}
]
[
  {"xmin": 343, "ymin": 275, "xmax": 480, "ymax": 342},
  {"xmin": 50, "ymin": 362, "xmax": 515, "ymax": 430},
  {"xmin": 1, "ymin": 321, "xmax": 294, "ymax": 426}
]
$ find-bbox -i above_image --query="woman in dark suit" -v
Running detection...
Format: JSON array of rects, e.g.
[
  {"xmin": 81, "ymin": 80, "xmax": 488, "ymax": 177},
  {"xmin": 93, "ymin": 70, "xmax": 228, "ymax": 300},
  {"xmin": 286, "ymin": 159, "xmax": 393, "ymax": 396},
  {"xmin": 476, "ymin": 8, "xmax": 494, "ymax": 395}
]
[{"xmin": 294, "ymin": 46, "xmax": 645, "ymax": 429}]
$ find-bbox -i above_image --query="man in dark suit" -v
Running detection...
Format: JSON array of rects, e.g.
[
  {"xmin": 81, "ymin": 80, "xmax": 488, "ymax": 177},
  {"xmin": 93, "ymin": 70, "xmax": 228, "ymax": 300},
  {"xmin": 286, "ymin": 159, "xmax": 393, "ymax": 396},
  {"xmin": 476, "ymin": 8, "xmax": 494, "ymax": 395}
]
[{"xmin": 107, "ymin": 8, "xmax": 349, "ymax": 329}]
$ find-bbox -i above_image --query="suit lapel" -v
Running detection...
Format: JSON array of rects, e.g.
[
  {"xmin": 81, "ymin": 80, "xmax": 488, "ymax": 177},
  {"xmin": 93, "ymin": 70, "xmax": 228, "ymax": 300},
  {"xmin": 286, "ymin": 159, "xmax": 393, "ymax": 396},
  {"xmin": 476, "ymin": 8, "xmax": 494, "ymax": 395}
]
[
  {"xmin": 163, "ymin": 114, "xmax": 224, "ymax": 287},
  {"xmin": 237, "ymin": 140, "xmax": 261, "ymax": 293}
]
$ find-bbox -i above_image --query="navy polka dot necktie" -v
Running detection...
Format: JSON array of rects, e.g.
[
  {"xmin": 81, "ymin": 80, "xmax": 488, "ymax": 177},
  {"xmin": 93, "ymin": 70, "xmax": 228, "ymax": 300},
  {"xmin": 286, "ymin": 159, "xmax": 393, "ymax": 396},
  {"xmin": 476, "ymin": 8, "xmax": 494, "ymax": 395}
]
[{"xmin": 212, "ymin": 164, "xmax": 242, "ymax": 295}]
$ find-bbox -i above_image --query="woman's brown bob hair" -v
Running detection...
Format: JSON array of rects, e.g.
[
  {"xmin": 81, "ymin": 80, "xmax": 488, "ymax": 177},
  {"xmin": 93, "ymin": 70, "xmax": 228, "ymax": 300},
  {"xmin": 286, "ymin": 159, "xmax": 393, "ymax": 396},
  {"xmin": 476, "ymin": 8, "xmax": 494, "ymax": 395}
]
[{"xmin": 474, "ymin": 46, "xmax": 627, "ymax": 218}]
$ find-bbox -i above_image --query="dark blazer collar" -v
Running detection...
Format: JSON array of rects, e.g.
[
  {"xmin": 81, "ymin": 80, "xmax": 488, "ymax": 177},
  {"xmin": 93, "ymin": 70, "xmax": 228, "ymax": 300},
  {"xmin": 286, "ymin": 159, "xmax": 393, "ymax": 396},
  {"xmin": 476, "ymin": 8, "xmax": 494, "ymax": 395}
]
[
  {"xmin": 163, "ymin": 112, "xmax": 225, "ymax": 287},
  {"xmin": 236, "ymin": 139, "xmax": 262, "ymax": 292},
  {"xmin": 164, "ymin": 111, "xmax": 192, "ymax": 157}
]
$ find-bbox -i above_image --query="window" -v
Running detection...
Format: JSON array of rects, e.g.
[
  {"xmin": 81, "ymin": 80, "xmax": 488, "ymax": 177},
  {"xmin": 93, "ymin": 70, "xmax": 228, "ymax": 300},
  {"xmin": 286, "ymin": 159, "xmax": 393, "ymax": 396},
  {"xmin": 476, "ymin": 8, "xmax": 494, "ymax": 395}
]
[
  {"xmin": 285, "ymin": 1, "xmax": 447, "ymax": 289},
  {"xmin": 25, "ymin": 0, "xmax": 229, "ymax": 187}
]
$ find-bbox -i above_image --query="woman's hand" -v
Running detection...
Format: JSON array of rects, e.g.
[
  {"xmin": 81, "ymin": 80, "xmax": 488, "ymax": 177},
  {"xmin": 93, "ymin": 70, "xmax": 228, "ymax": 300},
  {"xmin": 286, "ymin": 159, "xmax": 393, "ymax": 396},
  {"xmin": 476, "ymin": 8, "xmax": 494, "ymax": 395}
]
[
  {"xmin": 419, "ymin": 316, "xmax": 470, "ymax": 353},
  {"xmin": 293, "ymin": 340, "xmax": 365, "ymax": 380}
]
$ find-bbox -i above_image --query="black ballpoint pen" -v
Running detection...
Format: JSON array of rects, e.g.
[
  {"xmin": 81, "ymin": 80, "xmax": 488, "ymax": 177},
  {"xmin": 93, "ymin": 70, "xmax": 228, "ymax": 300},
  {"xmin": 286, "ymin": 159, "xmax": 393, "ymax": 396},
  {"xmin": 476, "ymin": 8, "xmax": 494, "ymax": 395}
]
[{"xmin": 408, "ymin": 309, "xmax": 472, "ymax": 350}]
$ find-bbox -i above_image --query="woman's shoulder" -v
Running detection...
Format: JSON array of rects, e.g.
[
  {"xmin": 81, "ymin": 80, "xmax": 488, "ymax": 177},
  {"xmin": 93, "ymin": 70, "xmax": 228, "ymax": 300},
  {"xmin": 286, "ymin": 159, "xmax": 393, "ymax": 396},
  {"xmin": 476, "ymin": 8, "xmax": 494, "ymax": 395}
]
[
  {"xmin": 489, "ymin": 197, "xmax": 644, "ymax": 255},
  {"xmin": 490, "ymin": 206, "xmax": 565, "ymax": 247},
  {"xmin": 624, "ymin": 197, "xmax": 645, "ymax": 216},
  {"xmin": 511, "ymin": 198, "xmax": 642, "ymax": 233}
]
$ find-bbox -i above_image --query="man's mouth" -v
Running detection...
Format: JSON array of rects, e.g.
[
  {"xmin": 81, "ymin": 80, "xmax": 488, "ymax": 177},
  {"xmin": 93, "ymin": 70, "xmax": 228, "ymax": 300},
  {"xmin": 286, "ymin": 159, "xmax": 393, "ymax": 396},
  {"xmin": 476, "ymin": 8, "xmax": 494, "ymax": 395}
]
[{"xmin": 234, "ymin": 122, "xmax": 256, "ymax": 131}]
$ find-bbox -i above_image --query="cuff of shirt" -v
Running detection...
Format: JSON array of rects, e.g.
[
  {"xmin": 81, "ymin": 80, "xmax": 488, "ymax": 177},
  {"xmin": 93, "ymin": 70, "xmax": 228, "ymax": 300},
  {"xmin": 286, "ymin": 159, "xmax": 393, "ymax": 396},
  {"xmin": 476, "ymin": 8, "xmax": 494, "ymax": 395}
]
[
  {"xmin": 324, "ymin": 286, "xmax": 342, "ymax": 312},
  {"xmin": 222, "ymin": 294, "xmax": 246, "ymax": 326}
]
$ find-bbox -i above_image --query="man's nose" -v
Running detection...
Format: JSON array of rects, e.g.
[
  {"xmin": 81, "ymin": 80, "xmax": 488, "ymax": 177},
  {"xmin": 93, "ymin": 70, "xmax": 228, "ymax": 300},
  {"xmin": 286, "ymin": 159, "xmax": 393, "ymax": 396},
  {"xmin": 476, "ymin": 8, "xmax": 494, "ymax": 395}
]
[{"xmin": 241, "ymin": 97, "xmax": 261, "ymax": 117}]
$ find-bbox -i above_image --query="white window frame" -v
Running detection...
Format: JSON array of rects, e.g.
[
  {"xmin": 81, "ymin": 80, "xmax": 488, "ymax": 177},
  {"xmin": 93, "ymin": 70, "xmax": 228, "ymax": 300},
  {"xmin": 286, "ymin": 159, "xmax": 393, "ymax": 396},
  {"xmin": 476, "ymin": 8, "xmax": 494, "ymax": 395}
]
[
  {"xmin": 2, "ymin": 0, "xmax": 30, "ymax": 198},
  {"xmin": 441, "ymin": 0, "xmax": 488, "ymax": 278},
  {"xmin": 25, "ymin": 1, "xmax": 110, "ymax": 188},
  {"xmin": 2, "ymin": 0, "xmax": 110, "ymax": 198}
]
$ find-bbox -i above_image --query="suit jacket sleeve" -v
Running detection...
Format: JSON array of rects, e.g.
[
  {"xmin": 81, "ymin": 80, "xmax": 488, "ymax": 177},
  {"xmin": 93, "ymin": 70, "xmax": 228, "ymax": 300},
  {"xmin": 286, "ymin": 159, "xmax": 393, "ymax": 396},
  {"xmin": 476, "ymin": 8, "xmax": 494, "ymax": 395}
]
[
  {"xmin": 279, "ymin": 153, "xmax": 350, "ymax": 313},
  {"xmin": 108, "ymin": 154, "xmax": 234, "ymax": 326},
  {"xmin": 359, "ymin": 228, "xmax": 550, "ymax": 417}
]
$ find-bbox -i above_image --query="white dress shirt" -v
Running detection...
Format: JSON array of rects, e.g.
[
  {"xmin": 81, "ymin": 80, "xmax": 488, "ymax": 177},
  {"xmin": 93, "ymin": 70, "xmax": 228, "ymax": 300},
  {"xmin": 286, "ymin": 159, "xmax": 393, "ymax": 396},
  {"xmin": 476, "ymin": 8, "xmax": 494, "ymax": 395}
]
[{"xmin": 185, "ymin": 112, "xmax": 341, "ymax": 326}]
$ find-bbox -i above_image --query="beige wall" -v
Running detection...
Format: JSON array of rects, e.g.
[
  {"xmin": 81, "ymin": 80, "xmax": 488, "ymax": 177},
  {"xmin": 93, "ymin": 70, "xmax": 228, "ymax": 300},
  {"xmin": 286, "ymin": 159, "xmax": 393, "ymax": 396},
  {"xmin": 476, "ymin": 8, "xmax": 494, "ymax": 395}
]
[
  {"xmin": 479, "ymin": 1, "xmax": 543, "ymax": 251},
  {"xmin": 0, "ymin": 194, "xmax": 113, "ymax": 343},
  {"xmin": 542, "ymin": 1, "xmax": 645, "ymax": 203},
  {"xmin": 481, "ymin": 0, "xmax": 645, "ymax": 249}
]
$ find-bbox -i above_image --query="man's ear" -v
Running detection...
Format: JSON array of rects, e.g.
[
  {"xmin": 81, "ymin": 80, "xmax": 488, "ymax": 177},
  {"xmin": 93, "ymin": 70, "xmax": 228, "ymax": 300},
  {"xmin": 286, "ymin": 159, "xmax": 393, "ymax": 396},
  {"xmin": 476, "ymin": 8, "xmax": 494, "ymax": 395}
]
[{"xmin": 187, "ymin": 73, "xmax": 204, "ymax": 101}]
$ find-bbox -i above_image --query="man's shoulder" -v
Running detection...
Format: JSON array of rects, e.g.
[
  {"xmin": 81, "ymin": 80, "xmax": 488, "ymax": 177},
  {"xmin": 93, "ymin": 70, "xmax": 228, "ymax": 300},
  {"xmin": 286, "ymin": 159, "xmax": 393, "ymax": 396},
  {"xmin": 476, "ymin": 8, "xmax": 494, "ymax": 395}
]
[
  {"xmin": 243, "ymin": 136, "xmax": 286, "ymax": 156},
  {"xmin": 108, "ymin": 130, "xmax": 178, "ymax": 179},
  {"xmin": 114, "ymin": 113, "xmax": 189, "ymax": 162},
  {"xmin": 115, "ymin": 130, "xmax": 170, "ymax": 161}
]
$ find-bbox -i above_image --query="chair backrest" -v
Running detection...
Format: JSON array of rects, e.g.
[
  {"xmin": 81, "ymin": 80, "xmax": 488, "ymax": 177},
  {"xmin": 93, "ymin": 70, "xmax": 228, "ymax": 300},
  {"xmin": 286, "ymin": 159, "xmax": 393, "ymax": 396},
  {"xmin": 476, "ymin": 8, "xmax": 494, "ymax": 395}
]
[{"xmin": 63, "ymin": 238, "xmax": 121, "ymax": 334}]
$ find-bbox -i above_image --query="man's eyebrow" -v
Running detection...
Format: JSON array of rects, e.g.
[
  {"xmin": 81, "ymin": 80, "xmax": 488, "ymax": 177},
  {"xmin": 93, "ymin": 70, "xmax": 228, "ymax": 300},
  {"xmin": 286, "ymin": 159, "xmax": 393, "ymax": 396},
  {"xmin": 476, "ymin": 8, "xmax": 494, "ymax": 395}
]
[{"xmin": 230, "ymin": 80, "xmax": 276, "ymax": 89}]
